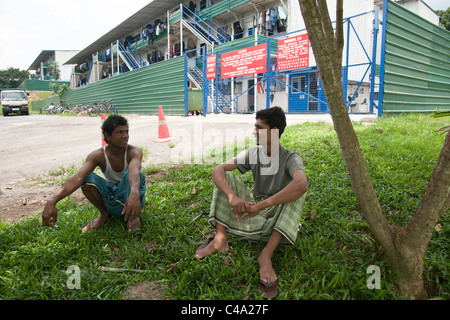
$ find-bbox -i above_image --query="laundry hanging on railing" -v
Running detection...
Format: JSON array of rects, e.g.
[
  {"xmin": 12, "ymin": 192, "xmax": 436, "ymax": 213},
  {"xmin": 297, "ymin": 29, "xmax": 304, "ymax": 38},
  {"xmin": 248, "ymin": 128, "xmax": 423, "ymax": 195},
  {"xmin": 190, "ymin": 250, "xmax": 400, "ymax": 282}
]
[
  {"xmin": 266, "ymin": 8, "xmax": 277, "ymax": 32},
  {"xmin": 137, "ymin": 18, "xmax": 167, "ymax": 45},
  {"xmin": 253, "ymin": 6, "xmax": 288, "ymax": 35}
]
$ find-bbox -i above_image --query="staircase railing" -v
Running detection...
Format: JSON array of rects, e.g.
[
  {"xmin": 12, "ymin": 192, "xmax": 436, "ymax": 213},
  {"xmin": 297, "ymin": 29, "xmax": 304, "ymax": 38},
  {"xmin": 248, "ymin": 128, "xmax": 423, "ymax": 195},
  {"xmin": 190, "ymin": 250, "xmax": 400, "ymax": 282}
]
[
  {"xmin": 114, "ymin": 40, "xmax": 141, "ymax": 70},
  {"xmin": 186, "ymin": 49, "xmax": 204, "ymax": 89},
  {"xmin": 181, "ymin": 4, "xmax": 231, "ymax": 45},
  {"xmin": 127, "ymin": 46, "xmax": 144, "ymax": 68}
]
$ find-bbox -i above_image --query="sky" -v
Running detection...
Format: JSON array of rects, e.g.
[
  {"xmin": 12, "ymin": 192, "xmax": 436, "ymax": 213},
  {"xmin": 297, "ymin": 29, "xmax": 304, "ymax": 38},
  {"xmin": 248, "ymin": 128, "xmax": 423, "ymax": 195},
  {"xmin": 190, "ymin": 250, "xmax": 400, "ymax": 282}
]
[
  {"xmin": 0, "ymin": 0, "xmax": 151, "ymax": 70},
  {"xmin": 0, "ymin": 0, "xmax": 448, "ymax": 71}
]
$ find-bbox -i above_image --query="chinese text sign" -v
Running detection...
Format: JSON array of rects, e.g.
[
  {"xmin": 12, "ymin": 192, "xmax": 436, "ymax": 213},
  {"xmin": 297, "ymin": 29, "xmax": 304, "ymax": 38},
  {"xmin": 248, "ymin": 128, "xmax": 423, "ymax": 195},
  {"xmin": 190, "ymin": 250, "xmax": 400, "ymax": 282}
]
[{"xmin": 277, "ymin": 34, "xmax": 310, "ymax": 71}]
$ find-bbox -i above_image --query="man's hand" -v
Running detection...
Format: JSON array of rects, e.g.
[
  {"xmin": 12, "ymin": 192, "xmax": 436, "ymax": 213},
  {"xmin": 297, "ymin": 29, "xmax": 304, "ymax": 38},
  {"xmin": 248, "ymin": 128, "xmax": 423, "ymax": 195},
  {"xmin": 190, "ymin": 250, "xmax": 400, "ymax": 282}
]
[
  {"xmin": 230, "ymin": 196, "xmax": 262, "ymax": 222},
  {"xmin": 122, "ymin": 192, "xmax": 141, "ymax": 222},
  {"xmin": 42, "ymin": 201, "xmax": 58, "ymax": 227},
  {"xmin": 242, "ymin": 202, "xmax": 262, "ymax": 220},
  {"xmin": 229, "ymin": 195, "xmax": 249, "ymax": 215}
]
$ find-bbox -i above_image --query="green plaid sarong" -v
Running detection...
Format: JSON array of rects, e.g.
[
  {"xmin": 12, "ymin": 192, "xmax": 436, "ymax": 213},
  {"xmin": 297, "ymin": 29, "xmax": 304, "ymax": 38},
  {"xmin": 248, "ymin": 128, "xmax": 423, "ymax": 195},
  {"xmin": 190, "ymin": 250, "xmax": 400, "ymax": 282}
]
[{"xmin": 208, "ymin": 172, "xmax": 306, "ymax": 246}]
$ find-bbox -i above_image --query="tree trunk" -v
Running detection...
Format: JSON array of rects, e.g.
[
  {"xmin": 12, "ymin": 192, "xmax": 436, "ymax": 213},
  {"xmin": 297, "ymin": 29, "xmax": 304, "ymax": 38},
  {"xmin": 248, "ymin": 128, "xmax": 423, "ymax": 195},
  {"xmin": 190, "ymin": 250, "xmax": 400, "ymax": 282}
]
[
  {"xmin": 390, "ymin": 130, "xmax": 450, "ymax": 299},
  {"xmin": 298, "ymin": 0, "xmax": 449, "ymax": 299},
  {"xmin": 388, "ymin": 226, "xmax": 428, "ymax": 299}
]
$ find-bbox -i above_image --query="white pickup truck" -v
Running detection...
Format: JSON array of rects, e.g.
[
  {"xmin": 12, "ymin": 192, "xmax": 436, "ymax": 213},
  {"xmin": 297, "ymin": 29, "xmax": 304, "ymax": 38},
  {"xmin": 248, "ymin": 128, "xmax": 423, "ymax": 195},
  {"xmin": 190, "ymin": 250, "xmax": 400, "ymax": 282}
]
[{"xmin": 1, "ymin": 89, "xmax": 29, "ymax": 116}]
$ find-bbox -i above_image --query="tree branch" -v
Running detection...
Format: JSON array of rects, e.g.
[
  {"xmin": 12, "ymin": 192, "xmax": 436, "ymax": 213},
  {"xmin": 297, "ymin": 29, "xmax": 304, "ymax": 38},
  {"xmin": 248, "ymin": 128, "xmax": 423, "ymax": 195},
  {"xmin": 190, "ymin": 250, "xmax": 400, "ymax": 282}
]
[
  {"xmin": 298, "ymin": 0, "xmax": 326, "ymax": 48},
  {"xmin": 404, "ymin": 130, "xmax": 450, "ymax": 252},
  {"xmin": 335, "ymin": 0, "xmax": 344, "ymax": 64},
  {"xmin": 317, "ymin": 0, "xmax": 336, "ymax": 54}
]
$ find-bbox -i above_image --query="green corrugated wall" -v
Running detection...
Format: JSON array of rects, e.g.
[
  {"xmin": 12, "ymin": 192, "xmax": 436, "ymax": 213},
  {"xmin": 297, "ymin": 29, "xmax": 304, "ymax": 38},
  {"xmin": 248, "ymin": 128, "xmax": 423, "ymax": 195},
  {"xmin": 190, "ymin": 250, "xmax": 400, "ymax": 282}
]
[
  {"xmin": 62, "ymin": 56, "xmax": 186, "ymax": 115},
  {"xmin": 30, "ymin": 95, "xmax": 60, "ymax": 112},
  {"xmin": 200, "ymin": 0, "xmax": 252, "ymax": 19},
  {"xmin": 381, "ymin": 0, "xmax": 450, "ymax": 113},
  {"xmin": 169, "ymin": 0, "xmax": 252, "ymax": 25},
  {"xmin": 19, "ymin": 79, "xmax": 70, "ymax": 91}
]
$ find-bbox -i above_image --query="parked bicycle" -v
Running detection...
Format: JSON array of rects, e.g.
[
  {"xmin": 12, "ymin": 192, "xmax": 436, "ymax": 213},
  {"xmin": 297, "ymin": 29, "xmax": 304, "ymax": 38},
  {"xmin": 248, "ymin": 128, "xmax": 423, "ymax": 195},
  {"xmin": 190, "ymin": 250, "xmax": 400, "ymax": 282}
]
[
  {"xmin": 60, "ymin": 105, "xmax": 72, "ymax": 115},
  {"xmin": 103, "ymin": 99, "xmax": 117, "ymax": 115},
  {"xmin": 40, "ymin": 100, "xmax": 117, "ymax": 116},
  {"xmin": 72, "ymin": 103, "xmax": 90, "ymax": 116},
  {"xmin": 40, "ymin": 103, "xmax": 54, "ymax": 114},
  {"xmin": 48, "ymin": 103, "xmax": 60, "ymax": 114},
  {"xmin": 87, "ymin": 100, "xmax": 117, "ymax": 116},
  {"xmin": 87, "ymin": 103, "xmax": 102, "ymax": 117}
]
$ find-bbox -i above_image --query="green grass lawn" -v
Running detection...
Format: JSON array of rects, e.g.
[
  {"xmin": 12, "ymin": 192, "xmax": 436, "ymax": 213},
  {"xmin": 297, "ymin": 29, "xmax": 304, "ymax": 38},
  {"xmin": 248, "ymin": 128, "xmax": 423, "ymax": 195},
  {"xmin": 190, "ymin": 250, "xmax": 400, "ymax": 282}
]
[{"xmin": 0, "ymin": 114, "xmax": 448, "ymax": 300}]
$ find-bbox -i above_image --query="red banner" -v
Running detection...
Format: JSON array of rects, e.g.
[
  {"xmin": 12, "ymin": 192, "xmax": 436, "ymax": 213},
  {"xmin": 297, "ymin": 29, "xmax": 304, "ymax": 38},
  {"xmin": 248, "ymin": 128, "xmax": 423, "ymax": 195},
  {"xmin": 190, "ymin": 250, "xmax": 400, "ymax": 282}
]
[
  {"xmin": 277, "ymin": 34, "xmax": 310, "ymax": 71},
  {"xmin": 206, "ymin": 55, "xmax": 217, "ymax": 80},
  {"xmin": 221, "ymin": 43, "xmax": 267, "ymax": 79}
]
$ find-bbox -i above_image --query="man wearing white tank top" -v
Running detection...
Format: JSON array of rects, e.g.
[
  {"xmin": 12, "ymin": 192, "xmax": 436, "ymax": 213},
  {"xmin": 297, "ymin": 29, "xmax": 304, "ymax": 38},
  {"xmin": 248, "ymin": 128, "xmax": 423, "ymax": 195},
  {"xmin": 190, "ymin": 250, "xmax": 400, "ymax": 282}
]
[{"xmin": 42, "ymin": 115, "xmax": 146, "ymax": 233}]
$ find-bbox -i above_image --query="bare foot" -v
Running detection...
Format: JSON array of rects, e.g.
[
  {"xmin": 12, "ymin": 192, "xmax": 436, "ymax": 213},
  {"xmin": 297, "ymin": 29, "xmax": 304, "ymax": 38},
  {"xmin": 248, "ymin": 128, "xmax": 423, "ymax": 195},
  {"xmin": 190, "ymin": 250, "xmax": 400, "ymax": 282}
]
[
  {"xmin": 126, "ymin": 217, "xmax": 141, "ymax": 233},
  {"xmin": 258, "ymin": 252, "xmax": 277, "ymax": 285},
  {"xmin": 82, "ymin": 214, "xmax": 109, "ymax": 233},
  {"xmin": 194, "ymin": 235, "xmax": 229, "ymax": 259}
]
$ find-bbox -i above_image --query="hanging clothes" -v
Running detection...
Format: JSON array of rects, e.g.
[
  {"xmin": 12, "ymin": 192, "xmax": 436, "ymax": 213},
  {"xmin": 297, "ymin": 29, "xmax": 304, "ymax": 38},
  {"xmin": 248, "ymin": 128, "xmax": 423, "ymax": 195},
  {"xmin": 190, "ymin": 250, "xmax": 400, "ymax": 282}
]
[
  {"xmin": 269, "ymin": 8, "xmax": 278, "ymax": 32},
  {"xmin": 277, "ymin": 5, "xmax": 287, "ymax": 20},
  {"xmin": 189, "ymin": 1, "xmax": 196, "ymax": 12},
  {"xmin": 233, "ymin": 21, "xmax": 243, "ymax": 39},
  {"xmin": 266, "ymin": 10, "xmax": 271, "ymax": 31},
  {"xmin": 277, "ymin": 5, "xmax": 287, "ymax": 32},
  {"xmin": 253, "ymin": 12, "xmax": 261, "ymax": 28}
]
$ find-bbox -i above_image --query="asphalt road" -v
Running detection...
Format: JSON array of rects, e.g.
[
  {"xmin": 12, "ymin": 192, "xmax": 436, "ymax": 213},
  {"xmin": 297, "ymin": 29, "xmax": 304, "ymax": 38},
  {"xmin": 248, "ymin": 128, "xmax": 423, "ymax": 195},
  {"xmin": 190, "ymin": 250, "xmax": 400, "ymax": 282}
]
[{"xmin": 0, "ymin": 112, "xmax": 376, "ymax": 188}]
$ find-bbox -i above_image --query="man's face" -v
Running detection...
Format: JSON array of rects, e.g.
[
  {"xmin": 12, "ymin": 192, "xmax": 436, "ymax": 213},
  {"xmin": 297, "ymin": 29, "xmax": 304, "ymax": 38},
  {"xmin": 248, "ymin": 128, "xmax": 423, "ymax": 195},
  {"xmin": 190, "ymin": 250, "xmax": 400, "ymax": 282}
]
[
  {"xmin": 105, "ymin": 125, "xmax": 129, "ymax": 147},
  {"xmin": 254, "ymin": 118, "xmax": 278, "ymax": 148}
]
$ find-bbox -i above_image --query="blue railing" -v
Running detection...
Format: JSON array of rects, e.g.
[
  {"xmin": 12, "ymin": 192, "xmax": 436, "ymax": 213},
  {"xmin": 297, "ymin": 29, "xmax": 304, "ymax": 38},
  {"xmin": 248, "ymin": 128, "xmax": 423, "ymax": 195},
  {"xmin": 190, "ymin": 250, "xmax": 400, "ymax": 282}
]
[
  {"xmin": 127, "ymin": 46, "xmax": 144, "ymax": 68},
  {"xmin": 171, "ymin": 4, "xmax": 231, "ymax": 45},
  {"xmin": 116, "ymin": 40, "xmax": 141, "ymax": 70},
  {"xmin": 185, "ymin": 48, "xmax": 204, "ymax": 88}
]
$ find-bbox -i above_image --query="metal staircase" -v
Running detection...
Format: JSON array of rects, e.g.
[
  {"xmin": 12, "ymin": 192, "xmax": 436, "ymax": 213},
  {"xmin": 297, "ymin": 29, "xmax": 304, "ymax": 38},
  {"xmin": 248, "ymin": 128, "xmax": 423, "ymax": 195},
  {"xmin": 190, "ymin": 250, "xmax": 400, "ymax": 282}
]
[
  {"xmin": 181, "ymin": 4, "xmax": 231, "ymax": 47},
  {"xmin": 179, "ymin": 4, "xmax": 234, "ymax": 112},
  {"xmin": 113, "ymin": 40, "xmax": 143, "ymax": 71},
  {"xmin": 186, "ymin": 54, "xmax": 204, "ymax": 89}
]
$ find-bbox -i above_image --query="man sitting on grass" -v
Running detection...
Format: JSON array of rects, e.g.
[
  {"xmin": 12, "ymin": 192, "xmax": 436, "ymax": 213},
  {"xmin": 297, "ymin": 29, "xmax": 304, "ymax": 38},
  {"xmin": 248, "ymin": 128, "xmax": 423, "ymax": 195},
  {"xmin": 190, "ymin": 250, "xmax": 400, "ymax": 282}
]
[
  {"xmin": 42, "ymin": 115, "xmax": 146, "ymax": 233},
  {"xmin": 194, "ymin": 107, "xmax": 308, "ymax": 299}
]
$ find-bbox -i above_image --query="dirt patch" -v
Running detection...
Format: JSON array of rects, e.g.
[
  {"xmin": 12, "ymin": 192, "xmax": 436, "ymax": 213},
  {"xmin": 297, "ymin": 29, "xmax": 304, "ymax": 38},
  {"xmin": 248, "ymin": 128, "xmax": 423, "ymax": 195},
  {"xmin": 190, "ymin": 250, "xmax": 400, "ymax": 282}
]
[
  {"xmin": 0, "ymin": 176, "xmax": 87, "ymax": 224},
  {"xmin": 123, "ymin": 280, "xmax": 167, "ymax": 300},
  {"xmin": 0, "ymin": 167, "xmax": 169, "ymax": 224},
  {"xmin": 0, "ymin": 178, "xmax": 54, "ymax": 223}
]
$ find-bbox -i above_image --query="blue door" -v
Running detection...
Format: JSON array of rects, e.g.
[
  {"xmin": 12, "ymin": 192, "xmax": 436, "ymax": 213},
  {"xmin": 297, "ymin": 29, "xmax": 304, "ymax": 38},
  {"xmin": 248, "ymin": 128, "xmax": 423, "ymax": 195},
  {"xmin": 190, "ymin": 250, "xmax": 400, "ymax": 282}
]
[{"xmin": 289, "ymin": 73, "xmax": 309, "ymax": 112}]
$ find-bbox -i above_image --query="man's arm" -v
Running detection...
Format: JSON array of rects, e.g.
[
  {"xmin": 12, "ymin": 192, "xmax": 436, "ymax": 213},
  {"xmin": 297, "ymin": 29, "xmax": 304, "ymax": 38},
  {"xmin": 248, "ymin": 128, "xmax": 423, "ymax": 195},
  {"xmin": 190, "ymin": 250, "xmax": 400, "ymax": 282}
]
[
  {"xmin": 211, "ymin": 160, "xmax": 253, "ymax": 217},
  {"xmin": 244, "ymin": 169, "xmax": 308, "ymax": 219},
  {"xmin": 121, "ymin": 147, "xmax": 143, "ymax": 222},
  {"xmin": 42, "ymin": 151, "xmax": 99, "ymax": 227}
]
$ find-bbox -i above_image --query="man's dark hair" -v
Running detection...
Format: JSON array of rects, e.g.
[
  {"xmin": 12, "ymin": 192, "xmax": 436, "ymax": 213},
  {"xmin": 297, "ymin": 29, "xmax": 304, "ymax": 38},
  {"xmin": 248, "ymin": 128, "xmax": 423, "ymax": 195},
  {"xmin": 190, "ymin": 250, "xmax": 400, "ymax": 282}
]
[
  {"xmin": 255, "ymin": 106, "xmax": 286, "ymax": 137},
  {"xmin": 102, "ymin": 115, "xmax": 128, "ymax": 137}
]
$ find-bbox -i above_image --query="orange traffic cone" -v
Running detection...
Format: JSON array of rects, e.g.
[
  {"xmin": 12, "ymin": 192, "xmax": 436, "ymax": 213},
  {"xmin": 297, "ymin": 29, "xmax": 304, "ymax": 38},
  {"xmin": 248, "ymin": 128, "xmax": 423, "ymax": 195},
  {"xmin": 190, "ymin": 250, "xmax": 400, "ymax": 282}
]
[
  {"xmin": 101, "ymin": 113, "xmax": 107, "ymax": 146},
  {"xmin": 153, "ymin": 106, "xmax": 175, "ymax": 143}
]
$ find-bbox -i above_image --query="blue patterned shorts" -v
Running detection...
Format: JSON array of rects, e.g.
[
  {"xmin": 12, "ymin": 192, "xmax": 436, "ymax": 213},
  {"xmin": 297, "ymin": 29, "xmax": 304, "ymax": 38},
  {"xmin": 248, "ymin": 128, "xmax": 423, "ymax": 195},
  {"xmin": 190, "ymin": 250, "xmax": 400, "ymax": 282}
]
[{"xmin": 82, "ymin": 170, "xmax": 146, "ymax": 217}]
